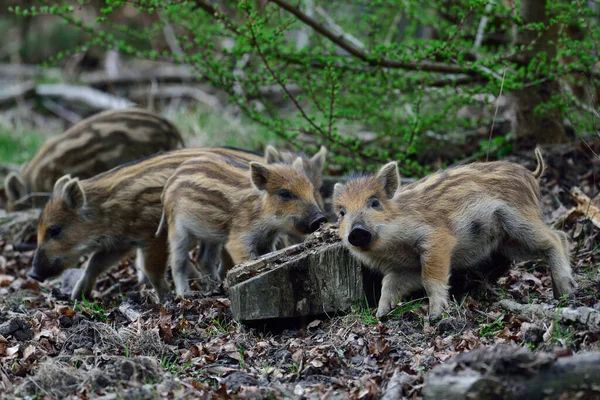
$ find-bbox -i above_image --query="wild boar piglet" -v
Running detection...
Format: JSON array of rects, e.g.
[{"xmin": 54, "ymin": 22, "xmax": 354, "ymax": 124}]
[
  {"xmin": 5, "ymin": 108, "xmax": 184, "ymax": 212},
  {"xmin": 160, "ymin": 153, "xmax": 327, "ymax": 296},
  {"xmin": 333, "ymin": 149, "xmax": 577, "ymax": 317},
  {"xmin": 190, "ymin": 145, "xmax": 328, "ymax": 283},
  {"xmin": 28, "ymin": 147, "xmax": 277, "ymax": 301}
]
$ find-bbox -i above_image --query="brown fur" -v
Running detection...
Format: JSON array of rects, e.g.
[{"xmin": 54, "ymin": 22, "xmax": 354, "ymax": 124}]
[
  {"xmin": 163, "ymin": 153, "xmax": 327, "ymax": 296},
  {"xmin": 30, "ymin": 147, "xmax": 277, "ymax": 300},
  {"xmin": 30, "ymin": 145, "xmax": 327, "ymax": 301},
  {"xmin": 333, "ymin": 148, "xmax": 576, "ymax": 317},
  {"xmin": 5, "ymin": 108, "xmax": 184, "ymax": 212}
]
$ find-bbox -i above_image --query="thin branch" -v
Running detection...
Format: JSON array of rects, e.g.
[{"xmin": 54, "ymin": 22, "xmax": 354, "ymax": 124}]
[
  {"xmin": 314, "ymin": 5, "xmax": 365, "ymax": 50},
  {"xmin": 159, "ymin": 12, "xmax": 185, "ymax": 60},
  {"xmin": 326, "ymin": 64, "xmax": 336, "ymax": 138},
  {"xmin": 384, "ymin": 13, "xmax": 403, "ymax": 46},
  {"xmin": 486, "ymin": 66, "xmax": 507, "ymax": 161},
  {"xmin": 268, "ymin": 0, "xmax": 477, "ymax": 75},
  {"xmin": 190, "ymin": 0, "xmax": 242, "ymax": 35},
  {"xmin": 246, "ymin": 4, "xmax": 378, "ymax": 162}
]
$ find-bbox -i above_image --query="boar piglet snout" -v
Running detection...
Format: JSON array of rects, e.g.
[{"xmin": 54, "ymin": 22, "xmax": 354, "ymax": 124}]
[
  {"xmin": 295, "ymin": 210, "xmax": 327, "ymax": 234},
  {"xmin": 348, "ymin": 224, "xmax": 373, "ymax": 248},
  {"xmin": 309, "ymin": 212, "xmax": 327, "ymax": 232},
  {"xmin": 28, "ymin": 250, "xmax": 63, "ymax": 282}
]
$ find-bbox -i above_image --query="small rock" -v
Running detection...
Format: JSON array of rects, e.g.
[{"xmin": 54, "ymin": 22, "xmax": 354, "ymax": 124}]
[
  {"xmin": 436, "ymin": 317, "xmax": 459, "ymax": 334},
  {"xmin": 58, "ymin": 315, "xmax": 73, "ymax": 329},
  {"xmin": 0, "ymin": 318, "xmax": 33, "ymax": 341},
  {"xmin": 523, "ymin": 326, "xmax": 545, "ymax": 345},
  {"xmin": 273, "ymin": 349, "xmax": 292, "ymax": 365},
  {"xmin": 222, "ymin": 371, "xmax": 258, "ymax": 391}
]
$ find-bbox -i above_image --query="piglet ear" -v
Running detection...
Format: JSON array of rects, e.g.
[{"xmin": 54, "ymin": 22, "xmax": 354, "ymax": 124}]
[
  {"xmin": 264, "ymin": 145, "xmax": 282, "ymax": 164},
  {"xmin": 310, "ymin": 146, "xmax": 327, "ymax": 172},
  {"xmin": 332, "ymin": 182, "xmax": 344, "ymax": 201},
  {"xmin": 250, "ymin": 162, "xmax": 270, "ymax": 191},
  {"xmin": 376, "ymin": 162, "xmax": 400, "ymax": 199},
  {"xmin": 5, "ymin": 172, "xmax": 27, "ymax": 202},
  {"xmin": 61, "ymin": 178, "xmax": 86, "ymax": 209},
  {"xmin": 292, "ymin": 157, "xmax": 304, "ymax": 171},
  {"xmin": 53, "ymin": 175, "xmax": 72, "ymax": 199}
]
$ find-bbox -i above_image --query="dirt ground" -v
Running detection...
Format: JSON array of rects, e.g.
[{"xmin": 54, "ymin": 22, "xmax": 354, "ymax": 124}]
[{"xmin": 0, "ymin": 143, "xmax": 599, "ymax": 399}]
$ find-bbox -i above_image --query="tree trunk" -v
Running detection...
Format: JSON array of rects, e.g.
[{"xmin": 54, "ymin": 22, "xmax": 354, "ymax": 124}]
[{"xmin": 511, "ymin": 0, "xmax": 568, "ymax": 145}]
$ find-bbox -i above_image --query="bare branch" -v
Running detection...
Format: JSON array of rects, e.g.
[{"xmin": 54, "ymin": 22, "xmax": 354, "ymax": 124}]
[
  {"xmin": 473, "ymin": 0, "xmax": 494, "ymax": 52},
  {"xmin": 314, "ymin": 5, "xmax": 365, "ymax": 50},
  {"xmin": 268, "ymin": 0, "xmax": 475, "ymax": 75}
]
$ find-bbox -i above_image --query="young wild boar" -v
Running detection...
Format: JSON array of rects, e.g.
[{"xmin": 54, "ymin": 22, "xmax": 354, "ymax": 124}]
[
  {"xmin": 333, "ymin": 149, "xmax": 577, "ymax": 317},
  {"xmin": 29, "ymin": 145, "xmax": 326, "ymax": 301},
  {"xmin": 160, "ymin": 152, "xmax": 328, "ymax": 296},
  {"xmin": 28, "ymin": 147, "xmax": 272, "ymax": 300},
  {"xmin": 4, "ymin": 108, "xmax": 184, "ymax": 212},
  {"xmin": 170, "ymin": 145, "xmax": 328, "ymax": 288}
]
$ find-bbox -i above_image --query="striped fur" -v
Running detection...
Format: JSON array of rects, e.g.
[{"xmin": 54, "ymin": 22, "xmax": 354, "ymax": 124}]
[
  {"xmin": 333, "ymin": 148, "xmax": 577, "ymax": 317},
  {"xmin": 163, "ymin": 153, "xmax": 327, "ymax": 296},
  {"xmin": 151, "ymin": 145, "xmax": 328, "ymax": 289},
  {"xmin": 29, "ymin": 147, "xmax": 270, "ymax": 301},
  {"xmin": 5, "ymin": 108, "xmax": 184, "ymax": 212},
  {"xmin": 29, "ymin": 145, "xmax": 327, "ymax": 301}
]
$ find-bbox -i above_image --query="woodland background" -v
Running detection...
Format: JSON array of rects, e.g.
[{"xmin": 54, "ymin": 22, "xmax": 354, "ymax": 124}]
[{"xmin": 0, "ymin": 1, "xmax": 599, "ymax": 399}]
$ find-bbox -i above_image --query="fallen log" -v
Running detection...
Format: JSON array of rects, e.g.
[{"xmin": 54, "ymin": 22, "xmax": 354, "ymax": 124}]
[
  {"xmin": 128, "ymin": 85, "xmax": 223, "ymax": 109},
  {"xmin": 381, "ymin": 370, "xmax": 415, "ymax": 400},
  {"xmin": 226, "ymin": 224, "xmax": 378, "ymax": 322},
  {"xmin": 499, "ymin": 299, "xmax": 600, "ymax": 329},
  {"xmin": 424, "ymin": 344, "xmax": 600, "ymax": 400},
  {"xmin": 36, "ymin": 84, "xmax": 136, "ymax": 111},
  {"xmin": 0, "ymin": 209, "xmax": 40, "ymax": 246},
  {"xmin": 0, "ymin": 82, "xmax": 36, "ymax": 108},
  {"xmin": 79, "ymin": 65, "xmax": 200, "ymax": 88},
  {"xmin": 0, "ymin": 63, "xmax": 61, "ymax": 79}
]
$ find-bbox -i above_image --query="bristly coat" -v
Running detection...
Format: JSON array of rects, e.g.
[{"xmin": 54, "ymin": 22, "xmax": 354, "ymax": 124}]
[{"xmin": 333, "ymin": 149, "xmax": 577, "ymax": 317}]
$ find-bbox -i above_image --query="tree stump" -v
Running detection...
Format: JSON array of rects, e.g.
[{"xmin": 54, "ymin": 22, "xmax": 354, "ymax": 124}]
[{"xmin": 226, "ymin": 224, "xmax": 379, "ymax": 322}]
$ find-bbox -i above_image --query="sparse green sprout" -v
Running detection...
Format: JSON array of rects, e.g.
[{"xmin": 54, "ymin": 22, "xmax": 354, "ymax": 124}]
[{"xmin": 74, "ymin": 296, "xmax": 108, "ymax": 323}]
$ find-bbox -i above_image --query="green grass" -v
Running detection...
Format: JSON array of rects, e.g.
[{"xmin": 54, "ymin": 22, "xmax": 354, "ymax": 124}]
[
  {"xmin": 346, "ymin": 296, "xmax": 378, "ymax": 325},
  {"xmin": 478, "ymin": 314, "xmax": 505, "ymax": 337},
  {"xmin": 0, "ymin": 129, "xmax": 43, "ymax": 165},
  {"xmin": 160, "ymin": 354, "xmax": 192, "ymax": 376},
  {"xmin": 167, "ymin": 105, "xmax": 285, "ymax": 152},
  {"xmin": 73, "ymin": 296, "xmax": 108, "ymax": 323},
  {"xmin": 387, "ymin": 298, "xmax": 423, "ymax": 318}
]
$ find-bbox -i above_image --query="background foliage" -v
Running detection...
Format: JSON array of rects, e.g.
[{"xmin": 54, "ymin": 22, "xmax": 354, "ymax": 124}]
[{"xmin": 7, "ymin": 0, "xmax": 600, "ymax": 175}]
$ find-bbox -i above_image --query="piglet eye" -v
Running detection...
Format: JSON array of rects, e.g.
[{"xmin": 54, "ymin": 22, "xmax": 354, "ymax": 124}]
[
  {"xmin": 370, "ymin": 198, "xmax": 382, "ymax": 209},
  {"xmin": 338, "ymin": 208, "xmax": 346, "ymax": 219},
  {"xmin": 47, "ymin": 225, "xmax": 62, "ymax": 239},
  {"xmin": 278, "ymin": 189, "xmax": 293, "ymax": 200}
]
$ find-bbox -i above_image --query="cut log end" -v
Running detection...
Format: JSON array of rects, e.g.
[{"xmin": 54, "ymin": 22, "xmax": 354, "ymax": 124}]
[{"xmin": 226, "ymin": 224, "xmax": 375, "ymax": 322}]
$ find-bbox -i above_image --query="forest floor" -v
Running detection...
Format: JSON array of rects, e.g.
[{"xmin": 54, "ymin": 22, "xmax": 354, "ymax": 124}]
[{"xmin": 0, "ymin": 142, "xmax": 599, "ymax": 399}]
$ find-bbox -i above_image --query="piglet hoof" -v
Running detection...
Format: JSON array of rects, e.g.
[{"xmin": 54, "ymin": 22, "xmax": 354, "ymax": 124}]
[
  {"xmin": 553, "ymin": 277, "xmax": 579, "ymax": 299},
  {"xmin": 427, "ymin": 298, "xmax": 448, "ymax": 318},
  {"xmin": 375, "ymin": 300, "xmax": 396, "ymax": 320},
  {"xmin": 427, "ymin": 312, "xmax": 444, "ymax": 323},
  {"xmin": 71, "ymin": 285, "xmax": 91, "ymax": 302}
]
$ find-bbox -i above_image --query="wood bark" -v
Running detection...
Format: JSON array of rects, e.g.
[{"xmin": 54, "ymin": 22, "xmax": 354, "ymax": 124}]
[
  {"xmin": 424, "ymin": 344, "xmax": 600, "ymax": 400},
  {"xmin": 226, "ymin": 226, "xmax": 378, "ymax": 322}
]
